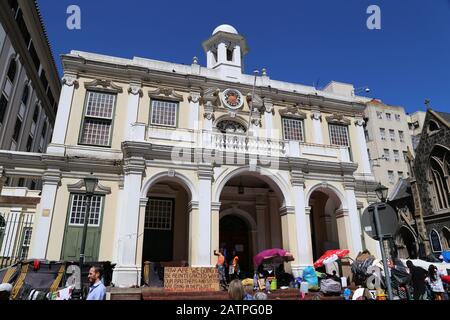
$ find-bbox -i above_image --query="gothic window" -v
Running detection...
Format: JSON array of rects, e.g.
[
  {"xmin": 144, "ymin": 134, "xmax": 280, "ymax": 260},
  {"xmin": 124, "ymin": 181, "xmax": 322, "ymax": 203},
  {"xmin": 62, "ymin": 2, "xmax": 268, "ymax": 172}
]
[
  {"xmin": 430, "ymin": 229, "xmax": 442, "ymax": 253},
  {"xmin": 428, "ymin": 146, "xmax": 450, "ymax": 212},
  {"xmin": 428, "ymin": 120, "xmax": 440, "ymax": 133},
  {"xmin": 216, "ymin": 120, "xmax": 247, "ymax": 134}
]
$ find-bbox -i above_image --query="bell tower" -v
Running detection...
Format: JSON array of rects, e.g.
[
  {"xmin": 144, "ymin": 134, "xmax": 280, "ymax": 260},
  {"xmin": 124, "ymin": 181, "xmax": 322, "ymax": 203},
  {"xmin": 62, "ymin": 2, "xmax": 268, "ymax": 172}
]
[{"xmin": 202, "ymin": 24, "xmax": 248, "ymax": 79}]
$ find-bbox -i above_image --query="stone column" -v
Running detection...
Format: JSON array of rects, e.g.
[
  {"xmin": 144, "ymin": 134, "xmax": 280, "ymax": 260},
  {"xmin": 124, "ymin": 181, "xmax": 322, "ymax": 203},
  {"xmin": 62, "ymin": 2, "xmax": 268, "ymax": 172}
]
[
  {"xmin": 47, "ymin": 74, "xmax": 78, "ymax": 155},
  {"xmin": 124, "ymin": 83, "xmax": 142, "ymax": 140},
  {"xmin": 311, "ymin": 110, "xmax": 323, "ymax": 144},
  {"xmin": 280, "ymin": 206, "xmax": 300, "ymax": 276},
  {"xmin": 210, "ymin": 201, "xmax": 221, "ymax": 265},
  {"xmin": 112, "ymin": 157, "xmax": 145, "ymax": 287},
  {"xmin": 28, "ymin": 169, "xmax": 61, "ymax": 259},
  {"xmin": 354, "ymin": 118, "xmax": 372, "ymax": 175},
  {"xmin": 188, "ymin": 92, "xmax": 201, "ymax": 131},
  {"xmin": 291, "ymin": 171, "xmax": 314, "ymax": 275},
  {"xmin": 256, "ymin": 204, "xmax": 267, "ymax": 251}
]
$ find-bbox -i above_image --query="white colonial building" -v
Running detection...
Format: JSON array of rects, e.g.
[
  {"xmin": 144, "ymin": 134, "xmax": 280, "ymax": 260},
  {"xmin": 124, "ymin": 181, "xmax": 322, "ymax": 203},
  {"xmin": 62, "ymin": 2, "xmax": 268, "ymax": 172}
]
[{"xmin": 1, "ymin": 25, "xmax": 382, "ymax": 286}]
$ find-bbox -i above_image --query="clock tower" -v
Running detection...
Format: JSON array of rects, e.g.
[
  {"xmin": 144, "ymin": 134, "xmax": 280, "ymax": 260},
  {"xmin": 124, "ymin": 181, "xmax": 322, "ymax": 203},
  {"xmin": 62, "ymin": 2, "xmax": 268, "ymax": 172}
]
[{"xmin": 202, "ymin": 24, "xmax": 248, "ymax": 79}]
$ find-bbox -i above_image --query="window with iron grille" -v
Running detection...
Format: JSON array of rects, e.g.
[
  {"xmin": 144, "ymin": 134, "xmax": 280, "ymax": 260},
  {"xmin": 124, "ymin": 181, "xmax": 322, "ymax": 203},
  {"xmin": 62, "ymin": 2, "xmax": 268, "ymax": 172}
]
[
  {"xmin": 380, "ymin": 128, "xmax": 386, "ymax": 140},
  {"xmin": 80, "ymin": 91, "xmax": 116, "ymax": 146},
  {"xmin": 69, "ymin": 194, "xmax": 103, "ymax": 227},
  {"xmin": 389, "ymin": 129, "xmax": 395, "ymax": 141},
  {"xmin": 282, "ymin": 118, "xmax": 304, "ymax": 141},
  {"xmin": 145, "ymin": 198, "xmax": 173, "ymax": 230},
  {"xmin": 329, "ymin": 124, "xmax": 349, "ymax": 147},
  {"xmin": 20, "ymin": 227, "xmax": 32, "ymax": 260},
  {"xmin": 150, "ymin": 100, "xmax": 178, "ymax": 127}
]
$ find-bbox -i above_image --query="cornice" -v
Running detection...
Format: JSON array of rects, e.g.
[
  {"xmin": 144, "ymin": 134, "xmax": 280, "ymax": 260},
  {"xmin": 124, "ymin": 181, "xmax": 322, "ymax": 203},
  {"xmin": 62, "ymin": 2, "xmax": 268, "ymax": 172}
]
[
  {"xmin": 148, "ymin": 87, "xmax": 184, "ymax": 102},
  {"xmin": 325, "ymin": 113, "xmax": 351, "ymax": 126},
  {"xmin": 279, "ymin": 105, "xmax": 307, "ymax": 119},
  {"xmin": 84, "ymin": 78, "xmax": 123, "ymax": 93}
]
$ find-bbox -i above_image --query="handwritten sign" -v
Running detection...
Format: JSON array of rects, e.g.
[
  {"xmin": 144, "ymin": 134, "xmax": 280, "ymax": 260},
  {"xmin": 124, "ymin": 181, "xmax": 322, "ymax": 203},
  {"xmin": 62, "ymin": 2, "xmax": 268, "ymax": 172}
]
[{"xmin": 164, "ymin": 267, "xmax": 219, "ymax": 292}]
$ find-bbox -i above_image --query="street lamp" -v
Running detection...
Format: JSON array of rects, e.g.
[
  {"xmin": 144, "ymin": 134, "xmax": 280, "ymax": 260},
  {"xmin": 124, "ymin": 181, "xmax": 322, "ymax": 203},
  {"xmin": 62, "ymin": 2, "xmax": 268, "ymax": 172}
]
[
  {"xmin": 375, "ymin": 183, "xmax": 389, "ymax": 203},
  {"xmin": 373, "ymin": 182, "xmax": 393, "ymax": 300},
  {"xmin": 79, "ymin": 175, "xmax": 98, "ymax": 298}
]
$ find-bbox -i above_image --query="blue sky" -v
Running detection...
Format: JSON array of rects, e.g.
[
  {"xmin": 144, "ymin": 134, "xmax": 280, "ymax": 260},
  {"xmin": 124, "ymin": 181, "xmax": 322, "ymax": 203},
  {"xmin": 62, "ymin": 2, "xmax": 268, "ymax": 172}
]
[{"xmin": 38, "ymin": 0, "xmax": 450, "ymax": 114}]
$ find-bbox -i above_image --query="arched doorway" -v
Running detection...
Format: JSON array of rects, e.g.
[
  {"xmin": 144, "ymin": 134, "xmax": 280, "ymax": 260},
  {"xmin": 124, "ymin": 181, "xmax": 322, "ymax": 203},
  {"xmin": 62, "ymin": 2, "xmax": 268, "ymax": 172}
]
[
  {"xmin": 395, "ymin": 226, "xmax": 418, "ymax": 259},
  {"xmin": 220, "ymin": 215, "xmax": 250, "ymax": 276},
  {"xmin": 443, "ymin": 227, "xmax": 450, "ymax": 250},
  {"xmin": 217, "ymin": 171, "xmax": 286, "ymax": 278},
  {"xmin": 308, "ymin": 187, "xmax": 342, "ymax": 261},
  {"xmin": 142, "ymin": 180, "xmax": 190, "ymax": 264}
]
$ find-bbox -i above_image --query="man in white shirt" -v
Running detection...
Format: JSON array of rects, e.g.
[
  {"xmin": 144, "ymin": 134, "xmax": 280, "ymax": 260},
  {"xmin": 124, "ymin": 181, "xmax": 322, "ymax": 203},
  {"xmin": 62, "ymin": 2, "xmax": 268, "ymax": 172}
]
[{"xmin": 86, "ymin": 265, "xmax": 106, "ymax": 300}]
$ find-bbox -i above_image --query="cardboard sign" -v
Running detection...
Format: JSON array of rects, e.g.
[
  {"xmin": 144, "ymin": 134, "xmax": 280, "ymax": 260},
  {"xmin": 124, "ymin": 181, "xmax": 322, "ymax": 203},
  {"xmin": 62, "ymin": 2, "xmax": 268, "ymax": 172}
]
[{"xmin": 164, "ymin": 267, "xmax": 219, "ymax": 291}]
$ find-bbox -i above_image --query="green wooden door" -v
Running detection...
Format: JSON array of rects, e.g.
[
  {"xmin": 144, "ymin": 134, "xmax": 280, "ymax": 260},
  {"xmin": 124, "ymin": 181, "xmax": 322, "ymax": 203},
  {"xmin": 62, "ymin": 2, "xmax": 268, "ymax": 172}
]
[{"xmin": 61, "ymin": 194, "xmax": 104, "ymax": 262}]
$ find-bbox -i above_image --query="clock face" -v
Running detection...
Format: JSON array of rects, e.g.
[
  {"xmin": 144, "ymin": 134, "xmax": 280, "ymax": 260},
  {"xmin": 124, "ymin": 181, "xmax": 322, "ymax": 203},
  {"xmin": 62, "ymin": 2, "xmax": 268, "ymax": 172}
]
[{"xmin": 222, "ymin": 89, "xmax": 244, "ymax": 110}]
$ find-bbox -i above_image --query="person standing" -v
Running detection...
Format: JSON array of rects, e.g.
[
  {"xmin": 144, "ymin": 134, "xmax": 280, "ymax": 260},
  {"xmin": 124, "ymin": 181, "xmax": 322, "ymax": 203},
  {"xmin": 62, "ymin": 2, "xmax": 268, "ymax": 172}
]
[
  {"xmin": 406, "ymin": 260, "xmax": 428, "ymax": 300},
  {"xmin": 86, "ymin": 265, "xmax": 106, "ymax": 300},
  {"xmin": 426, "ymin": 264, "xmax": 445, "ymax": 300},
  {"xmin": 231, "ymin": 251, "xmax": 240, "ymax": 280},
  {"xmin": 214, "ymin": 248, "xmax": 227, "ymax": 290}
]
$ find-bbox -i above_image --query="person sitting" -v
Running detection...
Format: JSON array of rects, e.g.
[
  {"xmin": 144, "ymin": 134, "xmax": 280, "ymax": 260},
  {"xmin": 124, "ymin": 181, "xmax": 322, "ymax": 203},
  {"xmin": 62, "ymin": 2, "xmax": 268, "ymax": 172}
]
[{"xmin": 228, "ymin": 279, "xmax": 244, "ymax": 300}]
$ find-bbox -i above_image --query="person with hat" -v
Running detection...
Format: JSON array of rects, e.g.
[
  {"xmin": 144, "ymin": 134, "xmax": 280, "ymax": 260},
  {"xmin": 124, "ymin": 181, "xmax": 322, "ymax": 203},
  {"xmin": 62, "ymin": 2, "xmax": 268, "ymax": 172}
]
[{"xmin": 0, "ymin": 283, "xmax": 12, "ymax": 301}]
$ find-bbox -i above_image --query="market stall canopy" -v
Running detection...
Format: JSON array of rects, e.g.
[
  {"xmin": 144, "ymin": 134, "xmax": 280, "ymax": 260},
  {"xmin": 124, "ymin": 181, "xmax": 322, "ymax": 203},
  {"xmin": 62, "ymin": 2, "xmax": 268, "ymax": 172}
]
[
  {"xmin": 253, "ymin": 249, "xmax": 294, "ymax": 267},
  {"xmin": 314, "ymin": 249, "xmax": 350, "ymax": 268}
]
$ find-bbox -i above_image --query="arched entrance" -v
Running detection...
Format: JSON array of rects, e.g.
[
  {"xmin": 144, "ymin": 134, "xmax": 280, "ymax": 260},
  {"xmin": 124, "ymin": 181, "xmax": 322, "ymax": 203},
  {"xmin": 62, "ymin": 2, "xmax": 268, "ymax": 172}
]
[
  {"xmin": 308, "ymin": 187, "xmax": 343, "ymax": 261},
  {"xmin": 141, "ymin": 180, "xmax": 190, "ymax": 264},
  {"xmin": 443, "ymin": 227, "xmax": 450, "ymax": 250},
  {"xmin": 216, "ymin": 170, "xmax": 287, "ymax": 278},
  {"xmin": 220, "ymin": 215, "xmax": 250, "ymax": 276},
  {"xmin": 395, "ymin": 226, "xmax": 418, "ymax": 259}
]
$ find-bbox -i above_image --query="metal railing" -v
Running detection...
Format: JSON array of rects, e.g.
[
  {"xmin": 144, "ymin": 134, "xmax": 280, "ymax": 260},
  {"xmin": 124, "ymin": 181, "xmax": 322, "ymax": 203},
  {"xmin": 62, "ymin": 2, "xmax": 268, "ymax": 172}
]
[{"xmin": 0, "ymin": 211, "xmax": 34, "ymax": 269}]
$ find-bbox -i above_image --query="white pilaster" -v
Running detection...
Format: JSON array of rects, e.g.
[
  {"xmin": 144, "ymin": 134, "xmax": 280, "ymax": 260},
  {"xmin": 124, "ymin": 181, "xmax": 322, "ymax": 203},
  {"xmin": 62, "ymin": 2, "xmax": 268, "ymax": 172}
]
[
  {"xmin": 47, "ymin": 75, "xmax": 78, "ymax": 155},
  {"xmin": 291, "ymin": 172, "xmax": 314, "ymax": 274},
  {"xmin": 188, "ymin": 92, "xmax": 200, "ymax": 131},
  {"xmin": 112, "ymin": 157, "xmax": 145, "ymax": 287},
  {"xmin": 344, "ymin": 181, "xmax": 363, "ymax": 257},
  {"xmin": 29, "ymin": 169, "xmax": 61, "ymax": 259},
  {"xmin": 124, "ymin": 83, "xmax": 142, "ymax": 140},
  {"xmin": 196, "ymin": 165, "xmax": 213, "ymax": 266},
  {"xmin": 354, "ymin": 118, "xmax": 372, "ymax": 175},
  {"xmin": 311, "ymin": 110, "xmax": 323, "ymax": 144}
]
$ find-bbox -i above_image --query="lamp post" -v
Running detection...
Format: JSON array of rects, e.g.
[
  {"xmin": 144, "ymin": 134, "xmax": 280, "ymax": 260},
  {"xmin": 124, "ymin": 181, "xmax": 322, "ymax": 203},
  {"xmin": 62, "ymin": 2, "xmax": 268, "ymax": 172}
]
[
  {"xmin": 79, "ymin": 175, "xmax": 98, "ymax": 297},
  {"xmin": 374, "ymin": 182, "xmax": 393, "ymax": 300}
]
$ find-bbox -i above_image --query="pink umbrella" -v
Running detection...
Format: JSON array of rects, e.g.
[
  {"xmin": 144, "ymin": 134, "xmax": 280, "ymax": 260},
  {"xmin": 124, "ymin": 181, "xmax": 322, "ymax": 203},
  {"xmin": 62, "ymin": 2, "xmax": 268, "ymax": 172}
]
[
  {"xmin": 253, "ymin": 248, "xmax": 294, "ymax": 267},
  {"xmin": 314, "ymin": 249, "xmax": 350, "ymax": 268}
]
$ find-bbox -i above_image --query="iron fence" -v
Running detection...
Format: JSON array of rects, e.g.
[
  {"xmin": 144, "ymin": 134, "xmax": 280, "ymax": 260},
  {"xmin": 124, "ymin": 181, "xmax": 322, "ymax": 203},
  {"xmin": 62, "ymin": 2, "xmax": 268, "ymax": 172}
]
[{"xmin": 0, "ymin": 210, "xmax": 34, "ymax": 269}]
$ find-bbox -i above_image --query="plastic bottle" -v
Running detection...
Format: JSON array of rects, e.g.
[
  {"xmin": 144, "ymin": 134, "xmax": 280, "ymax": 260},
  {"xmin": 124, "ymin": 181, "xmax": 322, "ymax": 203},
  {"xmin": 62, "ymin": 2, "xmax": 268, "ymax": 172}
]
[{"xmin": 343, "ymin": 288, "xmax": 351, "ymax": 300}]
